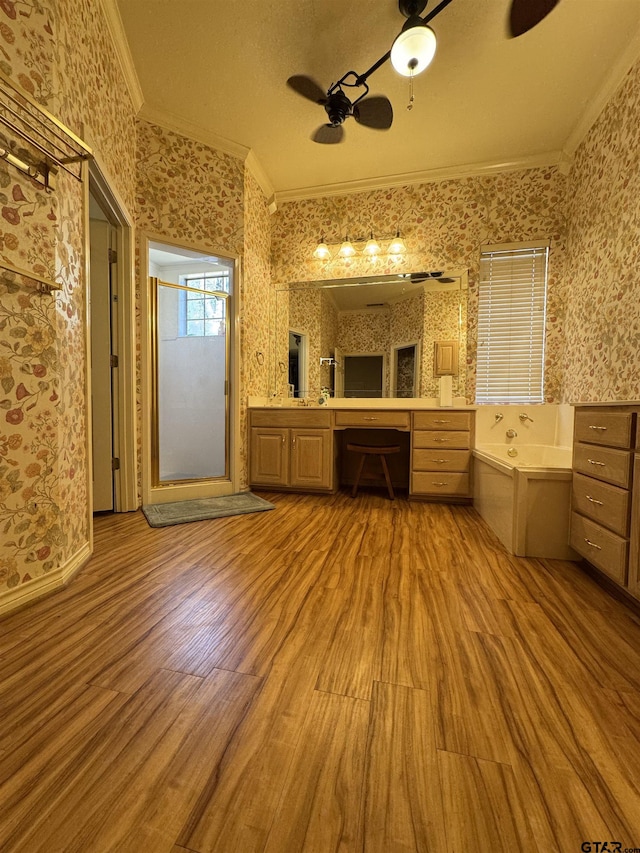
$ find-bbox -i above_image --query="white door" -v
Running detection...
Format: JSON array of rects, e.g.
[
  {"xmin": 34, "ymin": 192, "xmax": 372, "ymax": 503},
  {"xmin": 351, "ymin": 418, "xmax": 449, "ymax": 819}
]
[{"xmin": 90, "ymin": 219, "xmax": 116, "ymax": 511}]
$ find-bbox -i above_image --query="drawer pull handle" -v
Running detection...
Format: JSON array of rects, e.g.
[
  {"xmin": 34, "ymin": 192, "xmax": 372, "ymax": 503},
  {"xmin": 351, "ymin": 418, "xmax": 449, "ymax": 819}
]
[
  {"xmin": 434, "ymin": 438, "xmax": 450, "ymax": 443},
  {"xmin": 589, "ymin": 425, "xmax": 607, "ymax": 431},
  {"xmin": 587, "ymin": 458, "xmax": 606, "ymax": 467},
  {"xmin": 432, "ymin": 481, "xmax": 449, "ymax": 486},
  {"xmin": 363, "ymin": 417, "xmax": 378, "ymax": 421},
  {"xmin": 585, "ymin": 495, "xmax": 604, "ymax": 505},
  {"xmin": 433, "ymin": 419, "xmax": 451, "ymax": 424},
  {"xmin": 584, "ymin": 538, "xmax": 602, "ymax": 550},
  {"xmin": 435, "ymin": 459, "xmax": 450, "ymax": 464}
]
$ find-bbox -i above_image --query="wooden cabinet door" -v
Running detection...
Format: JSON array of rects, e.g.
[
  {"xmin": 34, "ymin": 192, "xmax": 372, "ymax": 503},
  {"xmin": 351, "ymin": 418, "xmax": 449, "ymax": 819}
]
[
  {"xmin": 250, "ymin": 428, "xmax": 289, "ymax": 486},
  {"xmin": 290, "ymin": 429, "xmax": 332, "ymax": 490}
]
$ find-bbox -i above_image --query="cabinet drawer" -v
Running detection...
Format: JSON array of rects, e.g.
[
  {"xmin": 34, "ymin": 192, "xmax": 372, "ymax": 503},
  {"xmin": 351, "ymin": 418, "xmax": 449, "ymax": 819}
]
[
  {"xmin": 573, "ymin": 442, "xmax": 632, "ymax": 488},
  {"xmin": 250, "ymin": 409, "xmax": 331, "ymax": 429},
  {"xmin": 574, "ymin": 410, "xmax": 634, "ymax": 449},
  {"xmin": 412, "ymin": 449, "xmax": 471, "ymax": 472},
  {"xmin": 333, "ymin": 410, "xmax": 410, "ymax": 429},
  {"xmin": 572, "ymin": 473, "xmax": 629, "ymax": 537},
  {"xmin": 570, "ymin": 512, "xmax": 628, "ymax": 584},
  {"xmin": 412, "ymin": 472, "xmax": 470, "ymax": 497},
  {"xmin": 413, "ymin": 430, "xmax": 470, "ymax": 450},
  {"xmin": 413, "ymin": 411, "xmax": 472, "ymax": 431}
]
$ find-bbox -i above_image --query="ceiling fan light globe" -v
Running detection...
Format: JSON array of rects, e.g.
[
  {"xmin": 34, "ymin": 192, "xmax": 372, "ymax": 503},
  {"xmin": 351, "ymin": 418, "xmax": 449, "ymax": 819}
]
[{"xmin": 390, "ymin": 23, "xmax": 436, "ymax": 76}]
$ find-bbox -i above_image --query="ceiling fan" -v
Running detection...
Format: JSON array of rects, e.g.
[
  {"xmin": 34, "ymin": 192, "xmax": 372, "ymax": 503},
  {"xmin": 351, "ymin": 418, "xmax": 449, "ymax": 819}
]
[
  {"xmin": 288, "ymin": 0, "xmax": 560, "ymax": 144},
  {"xmin": 409, "ymin": 271, "xmax": 456, "ymax": 284},
  {"xmin": 287, "ymin": 72, "xmax": 393, "ymax": 145}
]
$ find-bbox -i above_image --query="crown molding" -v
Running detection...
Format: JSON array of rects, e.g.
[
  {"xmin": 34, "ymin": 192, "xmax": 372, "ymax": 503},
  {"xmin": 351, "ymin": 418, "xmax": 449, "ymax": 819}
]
[
  {"xmin": 274, "ymin": 152, "xmax": 566, "ymax": 203},
  {"xmin": 245, "ymin": 150, "xmax": 275, "ymax": 204},
  {"xmin": 563, "ymin": 28, "xmax": 640, "ymax": 159},
  {"xmin": 137, "ymin": 104, "xmax": 250, "ymax": 162},
  {"xmin": 99, "ymin": 0, "xmax": 144, "ymax": 113}
]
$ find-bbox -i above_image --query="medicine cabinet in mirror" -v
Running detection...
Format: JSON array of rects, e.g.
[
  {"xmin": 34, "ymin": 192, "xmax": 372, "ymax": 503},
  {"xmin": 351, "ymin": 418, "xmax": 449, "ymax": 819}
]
[{"xmin": 272, "ymin": 270, "xmax": 468, "ymax": 401}]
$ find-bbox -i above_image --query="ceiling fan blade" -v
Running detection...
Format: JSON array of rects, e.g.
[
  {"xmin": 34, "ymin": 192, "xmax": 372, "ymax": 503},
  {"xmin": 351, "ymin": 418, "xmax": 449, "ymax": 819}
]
[
  {"xmin": 508, "ymin": 0, "xmax": 559, "ymax": 37},
  {"xmin": 312, "ymin": 124, "xmax": 344, "ymax": 145},
  {"xmin": 353, "ymin": 96, "xmax": 393, "ymax": 130},
  {"xmin": 287, "ymin": 75, "xmax": 327, "ymax": 103}
]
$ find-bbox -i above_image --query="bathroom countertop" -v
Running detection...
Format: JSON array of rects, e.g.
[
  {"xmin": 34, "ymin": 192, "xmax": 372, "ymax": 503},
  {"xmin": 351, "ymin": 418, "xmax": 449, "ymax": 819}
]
[{"xmin": 248, "ymin": 396, "xmax": 475, "ymax": 410}]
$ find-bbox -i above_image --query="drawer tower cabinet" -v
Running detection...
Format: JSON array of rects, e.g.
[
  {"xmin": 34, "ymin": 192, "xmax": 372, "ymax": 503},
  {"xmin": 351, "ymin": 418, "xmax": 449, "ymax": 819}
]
[
  {"xmin": 411, "ymin": 410, "xmax": 474, "ymax": 501},
  {"xmin": 249, "ymin": 408, "xmax": 334, "ymax": 492},
  {"xmin": 570, "ymin": 405, "xmax": 640, "ymax": 600}
]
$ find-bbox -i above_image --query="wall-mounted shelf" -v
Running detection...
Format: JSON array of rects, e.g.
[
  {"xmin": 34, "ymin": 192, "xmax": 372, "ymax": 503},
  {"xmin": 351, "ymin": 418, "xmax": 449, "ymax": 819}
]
[
  {"xmin": 0, "ymin": 260, "xmax": 60, "ymax": 293},
  {"xmin": 0, "ymin": 68, "xmax": 92, "ymax": 190}
]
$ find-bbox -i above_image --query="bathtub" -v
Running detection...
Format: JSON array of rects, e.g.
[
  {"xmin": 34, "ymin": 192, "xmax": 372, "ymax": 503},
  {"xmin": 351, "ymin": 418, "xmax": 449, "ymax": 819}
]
[{"xmin": 473, "ymin": 443, "xmax": 578, "ymax": 560}]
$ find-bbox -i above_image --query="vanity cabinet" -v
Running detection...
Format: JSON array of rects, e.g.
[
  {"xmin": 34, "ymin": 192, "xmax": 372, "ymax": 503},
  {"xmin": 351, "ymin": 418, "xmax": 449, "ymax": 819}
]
[
  {"xmin": 248, "ymin": 405, "xmax": 476, "ymax": 502},
  {"xmin": 249, "ymin": 409, "xmax": 334, "ymax": 492},
  {"xmin": 410, "ymin": 410, "xmax": 474, "ymax": 500},
  {"xmin": 570, "ymin": 405, "xmax": 640, "ymax": 598},
  {"xmin": 628, "ymin": 451, "xmax": 640, "ymax": 598}
]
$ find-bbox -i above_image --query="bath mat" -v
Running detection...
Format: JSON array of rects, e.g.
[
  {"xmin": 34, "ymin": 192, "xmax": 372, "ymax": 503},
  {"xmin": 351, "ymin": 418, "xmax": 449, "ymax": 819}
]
[{"xmin": 142, "ymin": 492, "xmax": 275, "ymax": 528}]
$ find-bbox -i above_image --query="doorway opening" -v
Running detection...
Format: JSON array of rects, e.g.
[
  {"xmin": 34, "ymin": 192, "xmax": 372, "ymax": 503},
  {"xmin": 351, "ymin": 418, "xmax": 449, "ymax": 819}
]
[
  {"xmin": 288, "ymin": 329, "xmax": 308, "ymax": 397},
  {"xmin": 147, "ymin": 240, "xmax": 237, "ymax": 500},
  {"xmin": 88, "ymin": 163, "xmax": 136, "ymax": 515},
  {"xmin": 391, "ymin": 341, "xmax": 420, "ymax": 398},
  {"xmin": 343, "ymin": 354, "xmax": 385, "ymax": 398}
]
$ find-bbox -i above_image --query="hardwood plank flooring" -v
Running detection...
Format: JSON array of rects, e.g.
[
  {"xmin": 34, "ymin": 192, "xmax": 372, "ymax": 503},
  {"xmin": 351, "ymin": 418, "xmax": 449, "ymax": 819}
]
[{"xmin": 2, "ymin": 490, "xmax": 640, "ymax": 852}]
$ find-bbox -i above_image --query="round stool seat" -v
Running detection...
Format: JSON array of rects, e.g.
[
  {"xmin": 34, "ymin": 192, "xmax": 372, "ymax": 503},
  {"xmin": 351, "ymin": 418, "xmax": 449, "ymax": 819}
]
[
  {"xmin": 346, "ymin": 444, "xmax": 401, "ymax": 455},
  {"xmin": 346, "ymin": 443, "xmax": 401, "ymax": 500}
]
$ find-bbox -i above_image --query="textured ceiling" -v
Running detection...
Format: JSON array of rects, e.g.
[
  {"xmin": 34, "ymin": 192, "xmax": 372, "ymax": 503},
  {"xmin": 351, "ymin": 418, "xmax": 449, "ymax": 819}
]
[{"xmin": 115, "ymin": 0, "xmax": 640, "ymax": 198}]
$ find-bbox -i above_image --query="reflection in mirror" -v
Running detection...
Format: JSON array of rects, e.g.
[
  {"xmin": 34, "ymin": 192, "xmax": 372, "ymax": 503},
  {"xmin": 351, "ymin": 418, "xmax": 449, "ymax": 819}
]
[
  {"xmin": 273, "ymin": 271, "xmax": 467, "ymax": 401},
  {"xmin": 288, "ymin": 330, "xmax": 308, "ymax": 397}
]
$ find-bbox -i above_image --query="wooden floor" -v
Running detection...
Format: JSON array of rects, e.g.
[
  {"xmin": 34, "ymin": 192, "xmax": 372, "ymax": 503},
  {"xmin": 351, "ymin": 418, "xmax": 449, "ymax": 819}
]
[{"xmin": 2, "ymin": 490, "xmax": 640, "ymax": 852}]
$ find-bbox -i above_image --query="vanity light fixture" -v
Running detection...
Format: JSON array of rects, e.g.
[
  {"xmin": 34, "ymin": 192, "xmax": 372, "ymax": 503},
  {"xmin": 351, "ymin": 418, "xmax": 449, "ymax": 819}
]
[
  {"xmin": 388, "ymin": 229, "xmax": 407, "ymax": 254},
  {"xmin": 311, "ymin": 231, "xmax": 409, "ymax": 260},
  {"xmin": 313, "ymin": 235, "xmax": 331, "ymax": 260},
  {"xmin": 338, "ymin": 235, "xmax": 356, "ymax": 258}
]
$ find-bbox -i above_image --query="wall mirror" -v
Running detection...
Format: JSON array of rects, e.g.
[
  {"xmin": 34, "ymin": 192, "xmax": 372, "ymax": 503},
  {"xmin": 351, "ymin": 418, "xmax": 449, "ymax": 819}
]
[{"xmin": 272, "ymin": 270, "xmax": 468, "ymax": 400}]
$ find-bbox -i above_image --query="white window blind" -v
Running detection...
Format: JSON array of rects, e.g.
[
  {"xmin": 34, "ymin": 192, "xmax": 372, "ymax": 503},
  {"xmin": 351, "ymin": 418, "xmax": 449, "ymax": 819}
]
[{"xmin": 476, "ymin": 244, "xmax": 549, "ymax": 404}]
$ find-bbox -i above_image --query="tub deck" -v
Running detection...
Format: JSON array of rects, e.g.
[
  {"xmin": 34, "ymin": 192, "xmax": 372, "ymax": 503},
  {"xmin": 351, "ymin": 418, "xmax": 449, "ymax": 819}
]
[{"xmin": 473, "ymin": 444, "xmax": 578, "ymax": 559}]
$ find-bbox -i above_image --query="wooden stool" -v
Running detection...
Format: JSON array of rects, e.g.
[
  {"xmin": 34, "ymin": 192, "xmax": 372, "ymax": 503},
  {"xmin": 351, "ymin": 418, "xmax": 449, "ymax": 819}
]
[{"xmin": 346, "ymin": 443, "xmax": 401, "ymax": 500}]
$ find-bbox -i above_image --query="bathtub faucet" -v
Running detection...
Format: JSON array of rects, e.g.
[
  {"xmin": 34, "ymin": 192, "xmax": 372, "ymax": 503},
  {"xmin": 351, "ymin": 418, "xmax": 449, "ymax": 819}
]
[
  {"xmin": 519, "ymin": 413, "xmax": 534, "ymax": 423},
  {"xmin": 506, "ymin": 429, "xmax": 518, "ymax": 438}
]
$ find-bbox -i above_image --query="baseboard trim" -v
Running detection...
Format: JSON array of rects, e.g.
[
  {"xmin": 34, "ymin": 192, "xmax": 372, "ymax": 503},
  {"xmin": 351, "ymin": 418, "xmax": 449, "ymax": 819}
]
[{"xmin": 0, "ymin": 542, "xmax": 92, "ymax": 617}]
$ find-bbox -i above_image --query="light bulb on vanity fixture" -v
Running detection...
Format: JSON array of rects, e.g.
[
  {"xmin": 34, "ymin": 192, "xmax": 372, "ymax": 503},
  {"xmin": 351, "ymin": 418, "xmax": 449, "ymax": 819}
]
[
  {"xmin": 363, "ymin": 231, "xmax": 381, "ymax": 256},
  {"xmin": 338, "ymin": 235, "xmax": 356, "ymax": 258},
  {"xmin": 388, "ymin": 229, "xmax": 407, "ymax": 255},
  {"xmin": 313, "ymin": 235, "xmax": 331, "ymax": 260}
]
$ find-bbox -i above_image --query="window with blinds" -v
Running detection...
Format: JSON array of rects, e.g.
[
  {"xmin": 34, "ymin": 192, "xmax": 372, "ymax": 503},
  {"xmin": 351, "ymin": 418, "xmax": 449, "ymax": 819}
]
[{"xmin": 476, "ymin": 244, "xmax": 549, "ymax": 404}]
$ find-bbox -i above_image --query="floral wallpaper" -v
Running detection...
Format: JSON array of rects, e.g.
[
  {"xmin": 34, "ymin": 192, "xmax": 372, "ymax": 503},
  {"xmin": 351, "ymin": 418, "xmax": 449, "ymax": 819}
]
[
  {"xmin": 422, "ymin": 290, "xmax": 466, "ymax": 398},
  {"xmin": 563, "ymin": 56, "xmax": 640, "ymax": 402},
  {"xmin": 319, "ymin": 289, "xmax": 338, "ymax": 392},
  {"xmin": 271, "ymin": 167, "xmax": 569, "ymax": 403},
  {"xmin": 136, "ymin": 120, "xmax": 244, "ymax": 253},
  {"xmin": 240, "ymin": 169, "xmax": 272, "ymax": 485},
  {"xmin": 0, "ymin": 0, "xmax": 136, "ymax": 599},
  {"xmin": 289, "ymin": 288, "xmax": 321, "ymax": 396}
]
